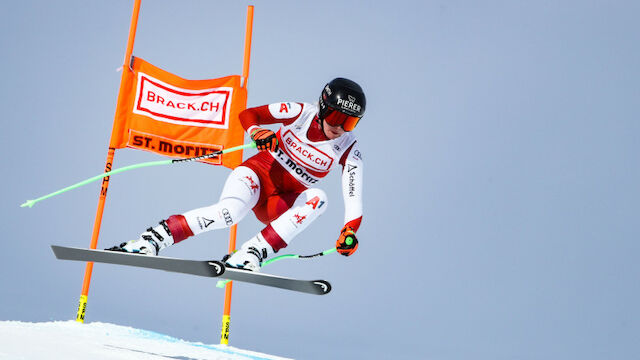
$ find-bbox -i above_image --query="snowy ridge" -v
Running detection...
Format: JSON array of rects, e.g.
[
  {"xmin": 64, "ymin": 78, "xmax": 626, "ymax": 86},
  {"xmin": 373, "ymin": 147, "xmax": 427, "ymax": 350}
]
[{"xmin": 0, "ymin": 321, "xmax": 291, "ymax": 360}]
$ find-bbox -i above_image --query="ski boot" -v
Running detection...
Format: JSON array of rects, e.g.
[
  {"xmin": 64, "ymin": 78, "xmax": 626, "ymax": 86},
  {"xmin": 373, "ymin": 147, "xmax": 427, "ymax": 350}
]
[
  {"xmin": 223, "ymin": 235, "xmax": 273, "ymax": 272},
  {"xmin": 106, "ymin": 220, "xmax": 175, "ymax": 256}
]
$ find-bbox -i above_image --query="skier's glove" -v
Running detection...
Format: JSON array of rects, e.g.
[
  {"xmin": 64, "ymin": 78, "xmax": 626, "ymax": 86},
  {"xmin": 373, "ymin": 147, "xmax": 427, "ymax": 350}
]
[
  {"xmin": 336, "ymin": 226, "xmax": 358, "ymax": 256},
  {"xmin": 251, "ymin": 128, "xmax": 278, "ymax": 152}
]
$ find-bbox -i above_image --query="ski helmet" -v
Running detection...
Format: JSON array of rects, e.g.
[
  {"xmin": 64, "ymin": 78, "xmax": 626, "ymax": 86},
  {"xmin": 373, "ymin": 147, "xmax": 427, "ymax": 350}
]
[{"xmin": 318, "ymin": 78, "xmax": 366, "ymax": 131}]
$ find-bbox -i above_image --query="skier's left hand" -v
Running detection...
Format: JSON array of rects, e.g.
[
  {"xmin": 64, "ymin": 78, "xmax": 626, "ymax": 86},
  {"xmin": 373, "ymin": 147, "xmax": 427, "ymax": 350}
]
[{"xmin": 336, "ymin": 226, "xmax": 358, "ymax": 256}]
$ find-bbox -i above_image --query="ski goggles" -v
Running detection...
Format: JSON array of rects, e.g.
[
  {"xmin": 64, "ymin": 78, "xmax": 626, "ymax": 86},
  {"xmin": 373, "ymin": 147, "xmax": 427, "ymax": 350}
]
[{"xmin": 322, "ymin": 107, "xmax": 361, "ymax": 131}]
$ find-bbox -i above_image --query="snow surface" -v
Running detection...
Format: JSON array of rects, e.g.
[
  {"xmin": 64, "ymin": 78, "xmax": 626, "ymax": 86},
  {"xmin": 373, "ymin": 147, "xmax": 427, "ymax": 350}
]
[{"xmin": 0, "ymin": 321, "xmax": 291, "ymax": 360}]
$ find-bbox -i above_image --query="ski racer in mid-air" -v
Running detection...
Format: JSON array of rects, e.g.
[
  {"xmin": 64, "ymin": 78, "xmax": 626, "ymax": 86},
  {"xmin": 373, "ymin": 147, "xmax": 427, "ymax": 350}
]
[{"xmin": 108, "ymin": 78, "xmax": 365, "ymax": 271}]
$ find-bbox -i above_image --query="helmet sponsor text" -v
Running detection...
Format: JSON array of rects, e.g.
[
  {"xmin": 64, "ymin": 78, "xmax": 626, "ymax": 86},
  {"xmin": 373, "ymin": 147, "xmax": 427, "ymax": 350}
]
[{"xmin": 336, "ymin": 97, "xmax": 362, "ymax": 113}]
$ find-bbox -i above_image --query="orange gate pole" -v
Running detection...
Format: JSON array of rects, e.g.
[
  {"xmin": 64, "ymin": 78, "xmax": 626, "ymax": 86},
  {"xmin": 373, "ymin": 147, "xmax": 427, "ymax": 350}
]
[
  {"xmin": 76, "ymin": 0, "xmax": 142, "ymax": 323},
  {"xmin": 220, "ymin": 4, "xmax": 254, "ymax": 344}
]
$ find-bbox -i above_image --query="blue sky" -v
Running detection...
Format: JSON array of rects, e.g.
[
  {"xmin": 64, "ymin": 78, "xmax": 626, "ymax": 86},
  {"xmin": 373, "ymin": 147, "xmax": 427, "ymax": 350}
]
[{"xmin": 2, "ymin": 1, "xmax": 639, "ymax": 359}]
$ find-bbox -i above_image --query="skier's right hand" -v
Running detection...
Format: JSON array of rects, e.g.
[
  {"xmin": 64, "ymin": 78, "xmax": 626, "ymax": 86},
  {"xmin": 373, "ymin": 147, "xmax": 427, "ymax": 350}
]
[{"xmin": 251, "ymin": 127, "xmax": 278, "ymax": 152}]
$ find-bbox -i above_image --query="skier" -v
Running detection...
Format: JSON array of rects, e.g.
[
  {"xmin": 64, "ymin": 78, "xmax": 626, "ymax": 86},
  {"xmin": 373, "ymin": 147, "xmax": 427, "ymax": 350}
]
[{"xmin": 108, "ymin": 78, "xmax": 364, "ymax": 271}]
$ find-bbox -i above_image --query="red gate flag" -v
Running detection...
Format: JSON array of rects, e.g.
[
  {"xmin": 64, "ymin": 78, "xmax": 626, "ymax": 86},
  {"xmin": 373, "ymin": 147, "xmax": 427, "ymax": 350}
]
[{"xmin": 110, "ymin": 57, "xmax": 247, "ymax": 168}]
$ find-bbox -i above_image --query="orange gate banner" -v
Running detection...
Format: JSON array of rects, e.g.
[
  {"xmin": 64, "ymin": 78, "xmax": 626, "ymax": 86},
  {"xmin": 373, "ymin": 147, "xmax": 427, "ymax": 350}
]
[{"xmin": 111, "ymin": 57, "xmax": 247, "ymax": 169}]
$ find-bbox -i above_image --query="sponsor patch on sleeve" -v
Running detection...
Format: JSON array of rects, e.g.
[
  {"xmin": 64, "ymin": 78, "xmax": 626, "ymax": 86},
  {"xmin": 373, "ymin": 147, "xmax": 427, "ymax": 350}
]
[{"xmin": 268, "ymin": 102, "xmax": 303, "ymax": 119}]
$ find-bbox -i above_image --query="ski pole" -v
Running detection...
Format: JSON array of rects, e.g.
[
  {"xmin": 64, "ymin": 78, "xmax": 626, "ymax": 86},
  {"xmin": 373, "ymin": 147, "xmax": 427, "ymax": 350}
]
[
  {"xmin": 21, "ymin": 142, "xmax": 257, "ymax": 208},
  {"xmin": 263, "ymin": 247, "xmax": 337, "ymax": 266},
  {"xmin": 216, "ymin": 247, "xmax": 337, "ymax": 288}
]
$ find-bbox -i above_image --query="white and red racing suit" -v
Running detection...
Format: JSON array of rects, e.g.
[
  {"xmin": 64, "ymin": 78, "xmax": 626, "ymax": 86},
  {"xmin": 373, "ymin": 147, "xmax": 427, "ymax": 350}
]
[{"xmin": 166, "ymin": 102, "xmax": 363, "ymax": 253}]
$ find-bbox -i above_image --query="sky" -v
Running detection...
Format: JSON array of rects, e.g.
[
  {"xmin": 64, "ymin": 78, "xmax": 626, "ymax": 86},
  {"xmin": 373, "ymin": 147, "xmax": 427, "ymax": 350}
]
[{"xmin": 2, "ymin": 0, "xmax": 640, "ymax": 359}]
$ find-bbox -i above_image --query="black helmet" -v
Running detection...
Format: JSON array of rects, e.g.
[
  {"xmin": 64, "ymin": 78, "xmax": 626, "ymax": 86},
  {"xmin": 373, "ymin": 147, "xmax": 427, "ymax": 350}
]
[{"xmin": 318, "ymin": 78, "xmax": 366, "ymax": 131}]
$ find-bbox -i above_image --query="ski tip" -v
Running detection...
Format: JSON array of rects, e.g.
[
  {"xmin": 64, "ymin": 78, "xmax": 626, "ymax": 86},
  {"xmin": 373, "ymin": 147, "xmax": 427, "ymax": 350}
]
[{"xmin": 313, "ymin": 280, "xmax": 332, "ymax": 295}]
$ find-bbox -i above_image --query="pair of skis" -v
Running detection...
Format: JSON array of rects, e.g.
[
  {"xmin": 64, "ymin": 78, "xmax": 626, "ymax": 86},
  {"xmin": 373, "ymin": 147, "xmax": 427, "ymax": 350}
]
[{"xmin": 51, "ymin": 246, "xmax": 331, "ymax": 295}]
